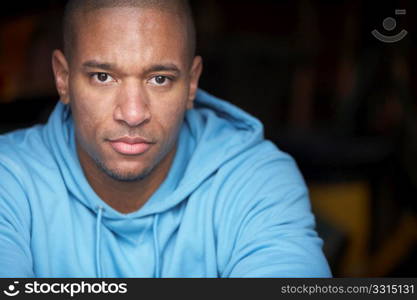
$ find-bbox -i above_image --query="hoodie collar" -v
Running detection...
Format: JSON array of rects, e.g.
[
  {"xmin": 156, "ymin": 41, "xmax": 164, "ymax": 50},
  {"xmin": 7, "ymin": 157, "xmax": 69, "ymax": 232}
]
[{"xmin": 44, "ymin": 89, "xmax": 264, "ymax": 220}]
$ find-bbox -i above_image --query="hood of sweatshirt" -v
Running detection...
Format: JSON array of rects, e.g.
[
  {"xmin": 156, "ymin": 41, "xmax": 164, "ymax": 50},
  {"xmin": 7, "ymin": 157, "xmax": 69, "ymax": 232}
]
[
  {"xmin": 46, "ymin": 89, "xmax": 264, "ymax": 218},
  {"xmin": 42, "ymin": 89, "xmax": 265, "ymax": 277}
]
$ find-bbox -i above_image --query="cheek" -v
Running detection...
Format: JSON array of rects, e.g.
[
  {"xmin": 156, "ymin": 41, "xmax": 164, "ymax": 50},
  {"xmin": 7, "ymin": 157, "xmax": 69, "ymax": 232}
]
[
  {"xmin": 70, "ymin": 80, "xmax": 110, "ymax": 144},
  {"xmin": 71, "ymin": 104, "xmax": 99, "ymax": 159},
  {"xmin": 153, "ymin": 100, "xmax": 186, "ymax": 137},
  {"xmin": 153, "ymin": 86, "xmax": 189, "ymax": 126}
]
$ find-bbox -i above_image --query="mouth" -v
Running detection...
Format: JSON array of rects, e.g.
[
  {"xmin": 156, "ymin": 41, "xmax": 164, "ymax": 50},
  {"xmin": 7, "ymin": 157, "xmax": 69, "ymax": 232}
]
[{"xmin": 108, "ymin": 137, "xmax": 153, "ymax": 156}]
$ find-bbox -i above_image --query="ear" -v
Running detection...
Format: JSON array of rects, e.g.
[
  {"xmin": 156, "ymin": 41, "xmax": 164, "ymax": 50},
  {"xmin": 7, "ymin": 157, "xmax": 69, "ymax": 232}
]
[
  {"xmin": 52, "ymin": 50, "xmax": 70, "ymax": 104},
  {"xmin": 187, "ymin": 56, "xmax": 203, "ymax": 110}
]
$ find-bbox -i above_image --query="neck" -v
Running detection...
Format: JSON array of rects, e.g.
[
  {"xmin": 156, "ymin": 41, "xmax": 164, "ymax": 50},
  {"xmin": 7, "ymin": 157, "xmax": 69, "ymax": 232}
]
[{"xmin": 77, "ymin": 141, "xmax": 177, "ymax": 214}]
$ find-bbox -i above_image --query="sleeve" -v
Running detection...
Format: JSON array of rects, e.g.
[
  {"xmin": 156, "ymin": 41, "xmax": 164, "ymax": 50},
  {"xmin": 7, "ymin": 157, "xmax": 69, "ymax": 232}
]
[
  {"xmin": 220, "ymin": 149, "xmax": 332, "ymax": 278},
  {"xmin": 0, "ymin": 156, "xmax": 34, "ymax": 277}
]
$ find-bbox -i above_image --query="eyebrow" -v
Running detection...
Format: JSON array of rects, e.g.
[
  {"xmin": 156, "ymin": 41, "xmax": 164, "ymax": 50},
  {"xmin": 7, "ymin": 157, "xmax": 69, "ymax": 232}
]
[
  {"xmin": 82, "ymin": 60, "xmax": 181, "ymax": 75},
  {"xmin": 146, "ymin": 64, "xmax": 181, "ymax": 75},
  {"xmin": 82, "ymin": 60, "xmax": 115, "ymax": 71}
]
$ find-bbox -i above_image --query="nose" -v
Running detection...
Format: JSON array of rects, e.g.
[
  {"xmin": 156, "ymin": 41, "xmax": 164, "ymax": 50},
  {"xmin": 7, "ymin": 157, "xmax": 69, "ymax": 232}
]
[{"xmin": 114, "ymin": 80, "xmax": 151, "ymax": 127}]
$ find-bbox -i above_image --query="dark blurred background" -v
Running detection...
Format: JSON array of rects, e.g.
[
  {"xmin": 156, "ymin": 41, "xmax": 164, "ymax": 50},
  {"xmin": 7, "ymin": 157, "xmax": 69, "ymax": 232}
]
[{"xmin": 1, "ymin": 0, "xmax": 416, "ymax": 277}]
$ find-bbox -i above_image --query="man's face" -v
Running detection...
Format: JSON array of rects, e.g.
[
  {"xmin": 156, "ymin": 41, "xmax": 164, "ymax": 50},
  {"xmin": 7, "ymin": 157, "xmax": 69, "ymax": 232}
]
[{"xmin": 53, "ymin": 7, "xmax": 202, "ymax": 181}]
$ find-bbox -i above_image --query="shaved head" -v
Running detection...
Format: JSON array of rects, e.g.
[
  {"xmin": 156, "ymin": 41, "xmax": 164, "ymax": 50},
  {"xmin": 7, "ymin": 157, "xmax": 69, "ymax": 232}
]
[
  {"xmin": 52, "ymin": 0, "xmax": 203, "ymax": 204},
  {"xmin": 63, "ymin": 0, "xmax": 196, "ymax": 62}
]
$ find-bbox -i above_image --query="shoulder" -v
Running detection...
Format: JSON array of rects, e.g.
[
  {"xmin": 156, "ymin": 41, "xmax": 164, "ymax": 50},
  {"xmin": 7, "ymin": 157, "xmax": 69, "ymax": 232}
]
[
  {"xmin": 0, "ymin": 125, "xmax": 57, "ymax": 195},
  {"xmin": 211, "ymin": 140, "xmax": 331, "ymax": 277},
  {"xmin": 0, "ymin": 133, "xmax": 34, "ymax": 232},
  {"xmin": 211, "ymin": 139, "xmax": 311, "ymax": 226},
  {"xmin": 0, "ymin": 125, "xmax": 55, "ymax": 170},
  {"xmin": 218, "ymin": 139, "xmax": 307, "ymax": 196}
]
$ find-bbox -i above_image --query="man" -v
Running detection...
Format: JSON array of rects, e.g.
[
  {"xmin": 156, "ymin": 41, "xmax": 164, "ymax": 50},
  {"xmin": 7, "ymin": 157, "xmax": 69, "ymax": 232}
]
[{"xmin": 0, "ymin": 0, "xmax": 331, "ymax": 277}]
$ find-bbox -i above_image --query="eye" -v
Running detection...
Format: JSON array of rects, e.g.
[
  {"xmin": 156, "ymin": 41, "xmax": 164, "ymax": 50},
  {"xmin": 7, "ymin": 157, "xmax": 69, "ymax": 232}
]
[
  {"xmin": 149, "ymin": 75, "xmax": 171, "ymax": 86},
  {"xmin": 91, "ymin": 73, "xmax": 115, "ymax": 84}
]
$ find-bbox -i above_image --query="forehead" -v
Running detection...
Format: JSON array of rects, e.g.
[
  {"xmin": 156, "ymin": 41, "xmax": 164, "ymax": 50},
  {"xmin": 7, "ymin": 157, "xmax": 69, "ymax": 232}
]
[{"xmin": 71, "ymin": 7, "xmax": 189, "ymax": 70}]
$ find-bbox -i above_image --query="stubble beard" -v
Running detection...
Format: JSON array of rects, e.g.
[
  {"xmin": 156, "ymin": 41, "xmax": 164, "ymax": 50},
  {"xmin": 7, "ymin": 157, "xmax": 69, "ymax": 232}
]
[{"xmin": 92, "ymin": 154, "xmax": 155, "ymax": 183}]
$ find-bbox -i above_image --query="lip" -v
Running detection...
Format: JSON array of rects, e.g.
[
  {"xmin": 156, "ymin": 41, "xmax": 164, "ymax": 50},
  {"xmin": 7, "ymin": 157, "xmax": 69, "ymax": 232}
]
[{"xmin": 109, "ymin": 137, "xmax": 153, "ymax": 156}]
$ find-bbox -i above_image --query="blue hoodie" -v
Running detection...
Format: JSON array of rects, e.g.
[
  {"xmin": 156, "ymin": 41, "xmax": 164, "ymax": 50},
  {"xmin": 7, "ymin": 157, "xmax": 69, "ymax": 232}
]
[{"xmin": 0, "ymin": 90, "xmax": 331, "ymax": 278}]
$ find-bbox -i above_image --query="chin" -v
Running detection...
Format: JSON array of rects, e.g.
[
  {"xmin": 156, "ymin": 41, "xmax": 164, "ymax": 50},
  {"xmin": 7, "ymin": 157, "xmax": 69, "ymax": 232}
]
[
  {"xmin": 105, "ymin": 166, "xmax": 152, "ymax": 182},
  {"xmin": 108, "ymin": 170, "xmax": 149, "ymax": 182},
  {"xmin": 95, "ymin": 157, "xmax": 152, "ymax": 182}
]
